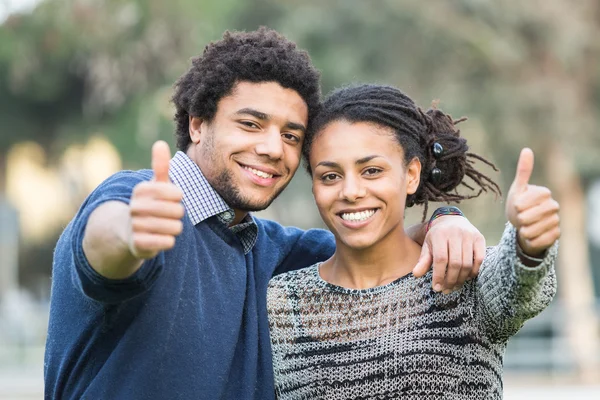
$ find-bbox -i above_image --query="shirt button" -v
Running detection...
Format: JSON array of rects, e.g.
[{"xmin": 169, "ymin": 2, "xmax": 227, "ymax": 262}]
[{"xmin": 224, "ymin": 210, "xmax": 234, "ymax": 221}]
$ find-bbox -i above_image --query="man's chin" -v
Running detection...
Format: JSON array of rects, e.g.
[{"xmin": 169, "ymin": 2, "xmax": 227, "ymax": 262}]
[
  {"xmin": 233, "ymin": 197, "xmax": 277, "ymax": 213},
  {"xmin": 218, "ymin": 178, "xmax": 291, "ymax": 213},
  {"xmin": 225, "ymin": 191, "xmax": 280, "ymax": 213}
]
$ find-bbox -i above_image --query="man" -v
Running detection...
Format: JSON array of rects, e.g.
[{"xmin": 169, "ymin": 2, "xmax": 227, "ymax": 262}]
[{"xmin": 45, "ymin": 28, "xmax": 485, "ymax": 399}]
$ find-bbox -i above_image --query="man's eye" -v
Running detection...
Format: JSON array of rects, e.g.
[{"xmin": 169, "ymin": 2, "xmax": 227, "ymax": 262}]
[
  {"xmin": 282, "ymin": 133, "xmax": 300, "ymax": 143},
  {"xmin": 240, "ymin": 121, "xmax": 260, "ymax": 129}
]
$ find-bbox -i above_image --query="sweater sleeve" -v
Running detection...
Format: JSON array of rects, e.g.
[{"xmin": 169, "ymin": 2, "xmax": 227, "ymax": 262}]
[
  {"xmin": 256, "ymin": 219, "xmax": 336, "ymax": 277},
  {"xmin": 475, "ymin": 223, "xmax": 558, "ymax": 343},
  {"xmin": 272, "ymin": 227, "xmax": 336, "ymax": 276},
  {"xmin": 66, "ymin": 170, "xmax": 164, "ymax": 304}
]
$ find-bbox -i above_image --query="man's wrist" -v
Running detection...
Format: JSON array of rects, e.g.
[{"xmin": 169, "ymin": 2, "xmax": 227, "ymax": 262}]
[{"xmin": 427, "ymin": 206, "xmax": 465, "ymax": 232}]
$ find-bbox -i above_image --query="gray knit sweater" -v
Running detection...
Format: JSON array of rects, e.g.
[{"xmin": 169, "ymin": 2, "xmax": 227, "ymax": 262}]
[{"xmin": 267, "ymin": 224, "xmax": 558, "ymax": 400}]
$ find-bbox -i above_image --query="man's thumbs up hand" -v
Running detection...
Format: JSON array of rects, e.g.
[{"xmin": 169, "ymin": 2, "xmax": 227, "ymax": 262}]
[
  {"xmin": 152, "ymin": 140, "xmax": 172, "ymax": 183},
  {"xmin": 128, "ymin": 141, "xmax": 185, "ymax": 260},
  {"xmin": 506, "ymin": 148, "xmax": 560, "ymax": 257}
]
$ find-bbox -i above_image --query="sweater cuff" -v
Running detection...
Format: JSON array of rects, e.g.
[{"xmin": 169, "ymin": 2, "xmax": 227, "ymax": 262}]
[
  {"xmin": 72, "ymin": 196, "xmax": 163, "ymax": 304},
  {"xmin": 501, "ymin": 222, "xmax": 558, "ymax": 286}
]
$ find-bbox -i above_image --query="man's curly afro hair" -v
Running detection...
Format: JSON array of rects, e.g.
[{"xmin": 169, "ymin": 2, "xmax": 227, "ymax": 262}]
[{"xmin": 171, "ymin": 27, "xmax": 321, "ymax": 151}]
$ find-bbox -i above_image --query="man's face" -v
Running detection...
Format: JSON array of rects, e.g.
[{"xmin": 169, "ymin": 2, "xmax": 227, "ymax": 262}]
[{"xmin": 187, "ymin": 81, "xmax": 308, "ymax": 214}]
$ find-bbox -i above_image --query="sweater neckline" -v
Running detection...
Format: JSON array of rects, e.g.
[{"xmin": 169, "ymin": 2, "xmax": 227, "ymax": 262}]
[{"xmin": 311, "ymin": 262, "xmax": 416, "ymax": 295}]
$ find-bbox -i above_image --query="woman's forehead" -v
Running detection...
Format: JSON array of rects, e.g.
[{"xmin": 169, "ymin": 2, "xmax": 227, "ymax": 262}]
[{"xmin": 311, "ymin": 121, "xmax": 404, "ymax": 163}]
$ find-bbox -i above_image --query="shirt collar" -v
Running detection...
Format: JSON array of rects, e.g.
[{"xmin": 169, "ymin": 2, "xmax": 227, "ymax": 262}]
[{"xmin": 168, "ymin": 151, "xmax": 234, "ymax": 226}]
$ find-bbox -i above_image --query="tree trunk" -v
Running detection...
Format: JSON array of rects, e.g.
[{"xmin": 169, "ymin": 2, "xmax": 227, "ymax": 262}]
[{"xmin": 546, "ymin": 141, "xmax": 599, "ymax": 383}]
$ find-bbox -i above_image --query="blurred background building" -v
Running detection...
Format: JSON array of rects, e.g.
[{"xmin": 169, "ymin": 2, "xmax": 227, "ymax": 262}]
[{"xmin": 0, "ymin": 0, "xmax": 599, "ymax": 398}]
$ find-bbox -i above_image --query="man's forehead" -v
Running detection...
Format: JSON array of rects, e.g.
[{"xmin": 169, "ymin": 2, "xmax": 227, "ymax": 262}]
[{"xmin": 219, "ymin": 81, "xmax": 308, "ymax": 122}]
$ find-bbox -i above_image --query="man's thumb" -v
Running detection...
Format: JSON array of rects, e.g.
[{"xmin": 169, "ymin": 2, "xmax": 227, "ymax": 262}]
[
  {"xmin": 512, "ymin": 148, "xmax": 534, "ymax": 191},
  {"xmin": 413, "ymin": 242, "xmax": 432, "ymax": 277},
  {"xmin": 152, "ymin": 140, "xmax": 171, "ymax": 183}
]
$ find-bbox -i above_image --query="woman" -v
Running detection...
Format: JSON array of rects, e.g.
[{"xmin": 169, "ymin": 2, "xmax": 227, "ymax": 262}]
[{"xmin": 267, "ymin": 84, "xmax": 559, "ymax": 399}]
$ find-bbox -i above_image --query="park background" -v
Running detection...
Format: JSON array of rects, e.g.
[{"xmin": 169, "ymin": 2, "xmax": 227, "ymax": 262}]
[{"xmin": 1, "ymin": 0, "xmax": 600, "ymax": 398}]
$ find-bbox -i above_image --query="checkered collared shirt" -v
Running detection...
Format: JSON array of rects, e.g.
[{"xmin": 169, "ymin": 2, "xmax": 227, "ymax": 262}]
[{"xmin": 168, "ymin": 151, "xmax": 258, "ymax": 254}]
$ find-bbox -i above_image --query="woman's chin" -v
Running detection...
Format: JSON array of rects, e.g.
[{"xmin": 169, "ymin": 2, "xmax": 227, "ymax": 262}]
[{"xmin": 339, "ymin": 236, "xmax": 377, "ymax": 251}]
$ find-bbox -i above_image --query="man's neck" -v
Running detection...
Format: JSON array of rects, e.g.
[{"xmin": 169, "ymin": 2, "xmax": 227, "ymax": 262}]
[{"xmin": 231, "ymin": 210, "xmax": 249, "ymax": 226}]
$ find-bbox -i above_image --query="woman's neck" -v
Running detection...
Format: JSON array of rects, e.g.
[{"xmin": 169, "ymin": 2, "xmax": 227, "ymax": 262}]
[{"xmin": 321, "ymin": 224, "xmax": 422, "ymax": 290}]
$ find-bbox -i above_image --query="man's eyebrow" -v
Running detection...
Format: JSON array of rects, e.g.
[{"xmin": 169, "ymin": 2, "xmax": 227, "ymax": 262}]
[
  {"xmin": 235, "ymin": 108, "xmax": 269, "ymax": 120},
  {"xmin": 285, "ymin": 121, "xmax": 306, "ymax": 133},
  {"xmin": 234, "ymin": 108, "xmax": 306, "ymax": 133}
]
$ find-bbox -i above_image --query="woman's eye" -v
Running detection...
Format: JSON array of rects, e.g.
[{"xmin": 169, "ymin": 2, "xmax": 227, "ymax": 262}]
[
  {"xmin": 364, "ymin": 168, "xmax": 381, "ymax": 176},
  {"xmin": 321, "ymin": 173, "xmax": 339, "ymax": 182}
]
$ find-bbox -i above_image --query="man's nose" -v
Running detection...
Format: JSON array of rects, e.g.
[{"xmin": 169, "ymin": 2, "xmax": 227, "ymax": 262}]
[{"xmin": 255, "ymin": 128, "xmax": 284, "ymax": 160}]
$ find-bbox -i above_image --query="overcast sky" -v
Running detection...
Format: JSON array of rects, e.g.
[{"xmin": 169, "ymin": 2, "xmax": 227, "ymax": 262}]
[{"xmin": 0, "ymin": 0, "xmax": 41, "ymax": 23}]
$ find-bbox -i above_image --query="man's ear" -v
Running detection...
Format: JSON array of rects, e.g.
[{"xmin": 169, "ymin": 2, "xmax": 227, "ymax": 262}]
[
  {"xmin": 189, "ymin": 116, "xmax": 205, "ymax": 144},
  {"xmin": 406, "ymin": 157, "xmax": 422, "ymax": 195}
]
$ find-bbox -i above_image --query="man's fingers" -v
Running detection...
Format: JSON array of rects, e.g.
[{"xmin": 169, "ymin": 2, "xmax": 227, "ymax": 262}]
[
  {"xmin": 131, "ymin": 217, "xmax": 184, "ymax": 237},
  {"xmin": 133, "ymin": 181, "xmax": 184, "ymax": 202},
  {"xmin": 130, "ymin": 232, "xmax": 177, "ymax": 258},
  {"xmin": 455, "ymin": 237, "xmax": 474, "ymax": 289},
  {"xmin": 413, "ymin": 242, "xmax": 433, "ymax": 277},
  {"xmin": 512, "ymin": 148, "xmax": 534, "ymax": 192},
  {"xmin": 130, "ymin": 199, "xmax": 186, "ymax": 219},
  {"xmin": 469, "ymin": 235, "xmax": 486, "ymax": 279},
  {"xmin": 431, "ymin": 241, "xmax": 448, "ymax": 292},
  {"xmin": 152, "ymin": 140, "xmax": 172, "ymax": 183},
  {"xmin": 443, "ymin": 236, "xmax": 462, "ymax": 292}
]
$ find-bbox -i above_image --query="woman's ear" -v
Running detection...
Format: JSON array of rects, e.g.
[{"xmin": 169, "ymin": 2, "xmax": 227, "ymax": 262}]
[{"xmin": 406, "ymin": 157, "xmax": 422, "ymax": 195}]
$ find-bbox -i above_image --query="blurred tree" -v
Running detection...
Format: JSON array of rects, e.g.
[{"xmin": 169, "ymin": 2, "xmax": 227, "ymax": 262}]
[
  {"xmin": 261, "ymin": 0, "xmax": 600, "ymax": 381},
  {"xmin": 0, "ymin": 0, "xmax": 247, "ymax": 295},
  {"xmin": 0, "ymin": 0, "xmax": 246, "ymax": 191},
  {"xmin": 1, "ymin": 0, "xmax": 599, "ymax": 377}
]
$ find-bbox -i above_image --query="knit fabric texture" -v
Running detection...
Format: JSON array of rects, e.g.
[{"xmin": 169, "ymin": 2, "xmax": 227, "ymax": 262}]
[{"xmin": 267, "ymin": 224, "xmax": 558, "ymax": 400}]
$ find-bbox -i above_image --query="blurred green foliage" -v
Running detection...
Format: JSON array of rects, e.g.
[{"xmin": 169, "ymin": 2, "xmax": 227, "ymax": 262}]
[{"xmin": 1, "ymin": 0, "xmax": 600, "ymax": 292}]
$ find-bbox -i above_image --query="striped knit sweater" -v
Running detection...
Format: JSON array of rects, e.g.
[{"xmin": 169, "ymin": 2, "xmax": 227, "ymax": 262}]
[{"xmin": 267, "ymin": 224, "xmax": 558, "ymax": 400}]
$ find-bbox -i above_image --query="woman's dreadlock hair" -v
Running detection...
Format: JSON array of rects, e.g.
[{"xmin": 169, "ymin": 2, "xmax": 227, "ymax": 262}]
[{"xmin": 304, "ymin": 84, "xmax": 501, "ymax": 220}]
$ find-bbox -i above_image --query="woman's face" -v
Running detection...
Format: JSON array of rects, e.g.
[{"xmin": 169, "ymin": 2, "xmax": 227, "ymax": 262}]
[{"xmin": 310, "ymin": 120, "xmax": 421, "ymax": 250}]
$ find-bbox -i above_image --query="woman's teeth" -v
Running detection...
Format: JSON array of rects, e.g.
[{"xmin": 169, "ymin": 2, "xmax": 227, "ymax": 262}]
[
  {"xmin": 341, "ymin": 209, "xmax": 376, "ymax": 222},
  {"xmin": 243, "ymin": 166, "xmax": 273, "ymax": 179}
]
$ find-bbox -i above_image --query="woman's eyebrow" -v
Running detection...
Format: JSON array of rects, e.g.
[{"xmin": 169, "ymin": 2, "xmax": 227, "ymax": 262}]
[{"xmin": 315, "ymin": 155, "xmax": 382, "ymax": 169}]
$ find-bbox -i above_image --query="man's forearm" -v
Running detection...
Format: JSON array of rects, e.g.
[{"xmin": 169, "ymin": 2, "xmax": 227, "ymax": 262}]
[{"xmin": 82, "ymin": 201, "xmax": 144, "ymax": 280}]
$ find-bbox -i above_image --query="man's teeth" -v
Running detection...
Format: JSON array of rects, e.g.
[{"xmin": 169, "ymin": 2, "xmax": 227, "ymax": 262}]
[
  {"xmin": 341, "ymin": 209, "xmax": 376, "ymax": 222},
  {"xmin": 243, "ymin": 166, "xmax": 273, "ymax": 179}
]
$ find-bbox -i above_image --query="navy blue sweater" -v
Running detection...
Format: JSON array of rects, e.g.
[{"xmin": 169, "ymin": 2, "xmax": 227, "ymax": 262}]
[{"xmin": 44, "ymin": 171, "xmax": 335, "ymax": 399}]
